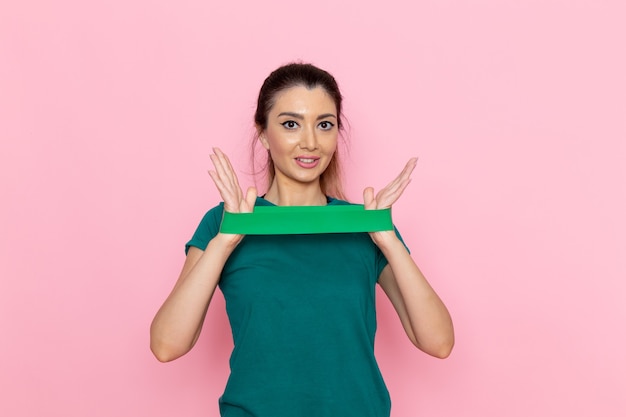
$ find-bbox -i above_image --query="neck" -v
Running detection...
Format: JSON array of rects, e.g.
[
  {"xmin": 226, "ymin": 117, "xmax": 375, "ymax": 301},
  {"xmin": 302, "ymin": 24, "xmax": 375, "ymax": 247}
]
[{"xmin": 264, "ymin": 179, "xmax": 327, "ymax": 206}]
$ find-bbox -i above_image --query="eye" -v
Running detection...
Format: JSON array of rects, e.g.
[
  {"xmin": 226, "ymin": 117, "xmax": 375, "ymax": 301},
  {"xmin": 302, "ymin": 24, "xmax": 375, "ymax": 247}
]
[
  {"xmin": 281, "ymin": 120, "xmax": 299, "ymax": 129},
  {"xmin": 318, "ymin": 121, "xmax": 335, "ymax": 131}
]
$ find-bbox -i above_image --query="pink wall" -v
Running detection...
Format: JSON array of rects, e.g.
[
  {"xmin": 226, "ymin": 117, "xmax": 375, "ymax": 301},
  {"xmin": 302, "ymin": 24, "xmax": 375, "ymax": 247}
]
[{"xmin": 1, "ymin": 1, "xmax": 625, "ymax": 416}]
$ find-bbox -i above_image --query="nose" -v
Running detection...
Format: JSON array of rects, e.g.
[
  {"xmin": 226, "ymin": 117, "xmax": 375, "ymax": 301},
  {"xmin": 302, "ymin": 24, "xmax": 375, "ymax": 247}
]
[{"xmin": 299, "ymin": 127, "xmax": 318, "ymax": 151}]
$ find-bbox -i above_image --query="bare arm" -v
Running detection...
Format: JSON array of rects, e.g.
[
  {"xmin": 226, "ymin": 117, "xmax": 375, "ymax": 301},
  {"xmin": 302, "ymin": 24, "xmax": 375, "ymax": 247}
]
[
  {"xmin": 150, "ymin": 239, "xmax": 234, "ymax": 362},
  {"xmin": 150, "ymin": 148, "xmax": 256, "ymax": 362},
  {"xmin": 377, "ymin": 243, "xmax": 454, "ymax": 358},
  {"xmin": 364, "ymin": 159, "xmax": 454, "ymax": 359}
]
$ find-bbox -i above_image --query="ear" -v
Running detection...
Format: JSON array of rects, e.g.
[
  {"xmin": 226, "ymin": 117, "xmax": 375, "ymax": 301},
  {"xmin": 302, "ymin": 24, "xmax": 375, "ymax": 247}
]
[{"xmin": 258, "ymin": 132, "xmax": 270, "ymax": 150}]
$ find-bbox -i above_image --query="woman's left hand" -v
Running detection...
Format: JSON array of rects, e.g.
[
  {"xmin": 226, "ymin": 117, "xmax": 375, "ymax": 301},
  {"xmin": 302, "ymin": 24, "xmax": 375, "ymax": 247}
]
[{"xmin": 363, "ymin": 157, "xmax": 417, "ymax": 245}]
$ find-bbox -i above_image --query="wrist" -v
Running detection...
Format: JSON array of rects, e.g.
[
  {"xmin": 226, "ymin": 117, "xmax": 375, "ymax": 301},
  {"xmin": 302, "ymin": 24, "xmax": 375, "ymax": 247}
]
[
  {"xmin": 370, "ymin": 230, "xmax": 401, "ymax": 250},
  {"xmin": 212, "ymin": 232, "xmax": 243, "ymax": 252}
]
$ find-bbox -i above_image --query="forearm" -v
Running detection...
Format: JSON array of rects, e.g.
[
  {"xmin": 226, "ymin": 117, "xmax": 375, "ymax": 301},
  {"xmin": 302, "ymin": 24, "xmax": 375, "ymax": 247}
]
[
  {"xmin": 379, "ymin": 236, "xmax": 454, "ymax": 358},
  {"xmin": 150, "ymin": 235, "xmax": 237, "ymax": 362}
]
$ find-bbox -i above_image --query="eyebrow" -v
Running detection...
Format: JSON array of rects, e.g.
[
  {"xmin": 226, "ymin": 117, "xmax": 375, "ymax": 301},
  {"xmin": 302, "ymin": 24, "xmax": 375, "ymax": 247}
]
[{"xmin": 277, "ymin": 112, "xmax": 337, "ymax": 120}]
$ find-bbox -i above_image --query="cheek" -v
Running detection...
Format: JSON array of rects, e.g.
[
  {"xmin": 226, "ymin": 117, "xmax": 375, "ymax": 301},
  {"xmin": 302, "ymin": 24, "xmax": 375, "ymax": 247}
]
[
  {"xmin": 264, "ymin": 129, "xmax": 299, "ymax": 151},
  {"xmin": 325, "ymin": 135, "xmax": 339, "ymax": 153}
]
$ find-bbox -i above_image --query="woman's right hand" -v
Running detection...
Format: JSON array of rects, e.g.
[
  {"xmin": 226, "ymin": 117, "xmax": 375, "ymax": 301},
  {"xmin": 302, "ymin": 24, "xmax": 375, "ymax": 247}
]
[
  {"xmin": 150, "ymin": 147, "xmax": 254, "ymax": 362},
  {"xmin": 208, "ymin": 147, "xmax": 257, "ymax": 245}
]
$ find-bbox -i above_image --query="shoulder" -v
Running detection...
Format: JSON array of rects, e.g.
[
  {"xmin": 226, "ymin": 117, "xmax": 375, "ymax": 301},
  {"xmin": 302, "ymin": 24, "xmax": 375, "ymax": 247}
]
[
  {"xmin": 185, "ymin": 202, "xmax": 224, "ymax": 253},
  {"xmin": 199, "ymin": 202, "xmax": 225, "ymax": 231},
  {"xmin": 186, "ymin": 197, "xmax": 271, "ymax": 253}
]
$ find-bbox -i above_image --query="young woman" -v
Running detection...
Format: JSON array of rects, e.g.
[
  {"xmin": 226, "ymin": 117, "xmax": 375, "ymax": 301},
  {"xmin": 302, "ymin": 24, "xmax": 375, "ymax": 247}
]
[{"xmin": 150, "ymin": 63, "xmax": 454, "ymax": 417}]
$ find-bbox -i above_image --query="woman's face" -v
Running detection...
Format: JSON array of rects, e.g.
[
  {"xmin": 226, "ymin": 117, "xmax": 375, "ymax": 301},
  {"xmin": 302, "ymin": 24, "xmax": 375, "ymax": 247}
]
[{"xmin": 260, "ymin": 85, "xmax": 338, "ymax": 189}]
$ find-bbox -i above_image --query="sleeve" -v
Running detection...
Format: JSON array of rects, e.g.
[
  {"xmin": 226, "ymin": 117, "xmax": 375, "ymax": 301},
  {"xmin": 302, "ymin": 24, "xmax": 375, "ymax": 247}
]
[
  {"xmin": 184, "ymin": 203, "xmax": 225, "ymax": 254},
  {"xmin": 375, "ymin": 225, "xmax": 410, "ymax": 279}
]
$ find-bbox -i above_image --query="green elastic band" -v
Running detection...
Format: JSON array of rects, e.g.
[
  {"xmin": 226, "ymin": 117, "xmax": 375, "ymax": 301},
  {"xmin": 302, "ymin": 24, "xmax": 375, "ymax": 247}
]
[{"xmin": 220, "ymin": 205, "xmax": 393, "ymax": 235}]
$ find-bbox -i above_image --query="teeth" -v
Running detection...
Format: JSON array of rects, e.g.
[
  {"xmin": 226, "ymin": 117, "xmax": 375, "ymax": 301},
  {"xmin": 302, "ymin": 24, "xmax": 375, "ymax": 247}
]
[{"xmin": 298, "ymin": 158, "xmax": 315, "ymax": 163}]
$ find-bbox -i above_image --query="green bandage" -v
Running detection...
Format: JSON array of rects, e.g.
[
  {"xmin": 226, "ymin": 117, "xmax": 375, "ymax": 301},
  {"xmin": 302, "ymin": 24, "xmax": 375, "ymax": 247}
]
[{"xmin": 220, "ymin": 205, "xmax": 393, "ymax": 235}]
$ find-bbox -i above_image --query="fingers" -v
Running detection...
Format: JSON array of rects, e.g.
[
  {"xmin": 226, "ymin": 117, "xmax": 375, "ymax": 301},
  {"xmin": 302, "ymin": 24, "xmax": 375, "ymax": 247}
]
[
  {"xmin": 388, "ymin": 158, "xmax": 417, "ymax": 190},
  {"xmin": 211, "ymin": 148, "xmax": 243, "ymax": 199},
  {"xmin": 208, "ymin": 148, "xmax": 246, "ymax": 212},
  {"xmin": 363, "ymin": 187, "xmax": 376, "ymax": 210},
  {"xmin": 207, "ymin": 169, "xmax": 225, "ymax": 194},
  {"xmin": 378, "ymin": 178, "xmax": 411, "ymax": 208},
  {"xmin": 377, "ymin": 158, "xmax": 416, "ymax": 197},
  {"xmin": 374, "ymin": 158, "xmax": 418, "ymax": 209},
  {"xmin": 243, "ymin": 186, "xmax": 258, "ymax": 213}
]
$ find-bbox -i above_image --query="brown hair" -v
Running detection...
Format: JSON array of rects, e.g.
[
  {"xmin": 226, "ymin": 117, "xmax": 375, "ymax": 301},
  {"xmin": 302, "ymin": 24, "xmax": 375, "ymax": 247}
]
[{"xmin": 253, "ymin": 63, "xmax": 346, "ymax": 200}]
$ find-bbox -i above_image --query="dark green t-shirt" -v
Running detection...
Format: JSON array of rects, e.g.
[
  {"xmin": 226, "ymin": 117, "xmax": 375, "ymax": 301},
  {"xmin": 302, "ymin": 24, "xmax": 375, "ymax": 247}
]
[{"xmin": 186, "ymin": 197, "xmax": 407, "ymax": 417}]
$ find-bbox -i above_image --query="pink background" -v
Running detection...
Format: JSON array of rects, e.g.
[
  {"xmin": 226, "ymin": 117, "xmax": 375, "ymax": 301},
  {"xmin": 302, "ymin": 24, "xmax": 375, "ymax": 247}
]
[{"xmin": 1, "ymin": 1, "xmax": 625, "ymax": 416}]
